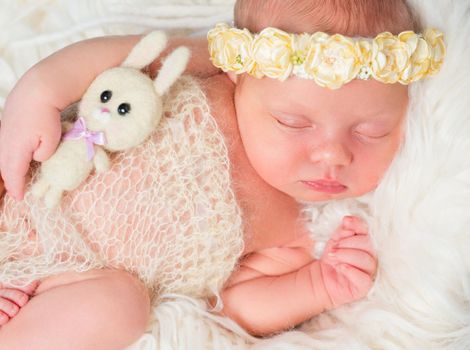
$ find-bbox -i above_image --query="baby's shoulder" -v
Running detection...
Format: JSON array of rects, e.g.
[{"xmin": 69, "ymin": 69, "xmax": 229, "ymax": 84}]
[
  {"xmin": 199, "ymin": 73, "xmax": 235, "ymax": 105},
  {"xmin": 198, "ymin": 73, "xmax": 238, "ymax": 140}
]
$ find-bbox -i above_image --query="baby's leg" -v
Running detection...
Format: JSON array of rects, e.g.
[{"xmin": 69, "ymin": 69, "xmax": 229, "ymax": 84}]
[{"xmin": 0, "ymin": 269, "xmax": 150, "ymax": 350}]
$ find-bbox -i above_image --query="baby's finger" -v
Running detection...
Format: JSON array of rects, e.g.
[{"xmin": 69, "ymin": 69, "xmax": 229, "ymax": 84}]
[
  {"xmin": 331, "ymin": 228, "xmax": 356, "ymax": 242},
  {"xmin": 342, "ymin": 216, "xmax": 368, "ymax": 235},
  {"xmin": 0, "ymin": 296, "xmax": 20, "ymax": 318},
  {"xmin": 330, "ymin": 248, "xmax": 376, "ymax": 276},
  {"xmin": 0, "ymin": 310, "xmax": 10, "ymax": 326},
  {"xmin": 0, "ymin": 288, "xmax": 30, "ymax": 307},
  {"xmin": 0, "ymin": 142, "xmax": 33, "ymax": 200},
  {"xmin": 32, "ymin": 130, "xmax": 61, "ymax": 162},
  {"xmin": 20, "ymin": 281, "xmax": 40, "ymax": 296},
  {"xmin": 334, "ymin": 235, "xmax": 375, "ymax": 256},
  {"xmin": 2, "ymin": 172, "xmax": 27, "ymax": 201},
  {"xmin": 338, "ymin": 264, "xmax": 373, "ymax": 299}
]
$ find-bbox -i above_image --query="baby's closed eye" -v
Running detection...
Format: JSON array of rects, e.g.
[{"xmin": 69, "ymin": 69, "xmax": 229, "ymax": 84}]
[
  {"xmin": 270, "ymin": 112, "xmax": 313, "ymax": 130},
  {"xmin": 352, "ymin": 123, "xmax": 393, "ymax": 141}
]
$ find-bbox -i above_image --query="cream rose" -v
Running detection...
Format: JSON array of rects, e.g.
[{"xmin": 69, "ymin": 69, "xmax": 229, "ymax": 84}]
[
  {"xmin": 424, "ymin": 28, "xmax": 446, "ymax": 76},
  {"xmin": 304, "ymin": 33, "xmax": 361, "ymax": 89},
  {"xmin": 398, "ymin": 31, "xmax": 431, "ymax": 84},
  {"xmin": 371, "ymin": 32, "xmax": 410, "ymax": 84},
  {"xmin": 208, "ymin": 23, "xmax": 253, "ymax": 73},
  {"xmin": 250, "ymin": 27, "xmax": 294, "ymax": 80}
]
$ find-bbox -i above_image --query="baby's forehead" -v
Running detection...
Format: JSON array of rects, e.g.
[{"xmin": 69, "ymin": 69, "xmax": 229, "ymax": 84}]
[{"xmin": 250, "ymin": 76, "xmax": 408, "ymax": 117}]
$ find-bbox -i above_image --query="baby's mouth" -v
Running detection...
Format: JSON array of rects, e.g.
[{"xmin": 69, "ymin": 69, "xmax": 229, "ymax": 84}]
[{"xmin": 301, "ymin": 179, "xmax": 347, "ymax": 194}]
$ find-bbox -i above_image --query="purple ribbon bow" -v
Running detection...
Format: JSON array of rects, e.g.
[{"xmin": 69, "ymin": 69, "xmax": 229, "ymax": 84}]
[{"xmin": 62, "ymin": 117, "xmax": 106, "ymax": 160}]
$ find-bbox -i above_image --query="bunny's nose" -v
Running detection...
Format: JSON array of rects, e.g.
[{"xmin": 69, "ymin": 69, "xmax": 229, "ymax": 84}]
[{"xmin": 93, "ymin": 107, "xmax": 111, "ymax": 122}]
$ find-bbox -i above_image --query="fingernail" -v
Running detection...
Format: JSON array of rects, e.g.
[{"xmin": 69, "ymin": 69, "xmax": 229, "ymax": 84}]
[{"xmin": 328, "ymin": 252, "xmax": 336, "ymax": 258}]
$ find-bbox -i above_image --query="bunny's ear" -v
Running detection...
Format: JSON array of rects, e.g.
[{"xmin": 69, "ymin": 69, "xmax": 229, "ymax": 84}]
[
  {"xmin": 121, "ymin": 31, "xmax": 168, "ymax": 69},
  {"xmin": 154, "ymin": 46, "xmax": 190, "ymax": 96}
]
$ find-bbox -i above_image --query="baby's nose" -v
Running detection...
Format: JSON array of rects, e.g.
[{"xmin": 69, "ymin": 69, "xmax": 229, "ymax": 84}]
[
  {"xmin": 101, "ymin": 107, "xmax": 110, "ymax": 113},
  {"xmin": 309, "ymin": 141, "xmax": 352, "ymax": 167}
]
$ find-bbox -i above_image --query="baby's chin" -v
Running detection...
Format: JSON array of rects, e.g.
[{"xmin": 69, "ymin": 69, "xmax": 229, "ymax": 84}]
[{"xmin": 291, "ymin": 186, "xmax": 375, "ymax": 204}]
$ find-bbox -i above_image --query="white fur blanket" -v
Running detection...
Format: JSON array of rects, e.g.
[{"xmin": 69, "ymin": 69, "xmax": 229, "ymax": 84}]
[{"xmin": 1, "ymin": 1, "xmax": 470, "ymax": 349}]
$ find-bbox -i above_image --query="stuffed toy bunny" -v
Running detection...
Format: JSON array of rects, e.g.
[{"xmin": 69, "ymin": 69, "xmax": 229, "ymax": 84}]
[{"xmin": 31, "ymin": 31, "xmax": 190, "ymax": 208}]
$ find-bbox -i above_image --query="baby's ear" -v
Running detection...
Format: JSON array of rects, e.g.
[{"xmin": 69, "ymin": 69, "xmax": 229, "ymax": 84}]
[
  {"xmin": 154, "ymin": 46, "xmax": 190, "ymax": 96},
  {"xmin": 121, "ymin": 31, "xmax": 168, "ymax": 70}
]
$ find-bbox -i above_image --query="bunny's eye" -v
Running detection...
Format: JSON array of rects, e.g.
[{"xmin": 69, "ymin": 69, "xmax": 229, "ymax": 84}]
[
  {"xmin": 100, "ymin": 90, "xmax": 113, "ymax": 103},
  {"xmin": 117, "ymin": 103, "xmax": 131, "ymax": 116}
]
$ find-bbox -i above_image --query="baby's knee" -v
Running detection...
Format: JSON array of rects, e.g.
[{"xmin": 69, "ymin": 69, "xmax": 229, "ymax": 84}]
[
  {"xmin": 38, "ymin": 269, "xmax": 151, "ymax": 342},
  {"xmin": 84, "ymin": 270, "xmax": 151, "ymax": 335}
]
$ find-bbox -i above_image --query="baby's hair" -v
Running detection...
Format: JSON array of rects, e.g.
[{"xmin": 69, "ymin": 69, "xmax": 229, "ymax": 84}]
[{"xmin": 234, "ymin": 0, "xmax": 421, "ymax": 37}]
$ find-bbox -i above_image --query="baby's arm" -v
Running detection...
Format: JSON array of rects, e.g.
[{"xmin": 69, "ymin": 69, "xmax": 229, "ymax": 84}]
[
  {"xmin": 219, "ymin": 216, "xmax": 376, "ymax": 336},
  {"xmin": 220, "ymin": 259, "xmax": 332, "ymax": 336},
  {"xmin": 0, "ymin": 35, "xmax": 214, "ymax": 200}
]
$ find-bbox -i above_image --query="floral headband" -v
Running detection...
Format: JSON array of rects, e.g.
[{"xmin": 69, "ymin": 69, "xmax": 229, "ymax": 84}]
[{"xmin": 207, "ymin": 23, "xmax": 445, "ymax": 89}]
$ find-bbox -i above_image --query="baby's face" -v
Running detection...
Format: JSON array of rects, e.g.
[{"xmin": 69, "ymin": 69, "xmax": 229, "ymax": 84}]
[{"xmin": 233, "ymin": 75, "xmax": 409, "ymax": 202}]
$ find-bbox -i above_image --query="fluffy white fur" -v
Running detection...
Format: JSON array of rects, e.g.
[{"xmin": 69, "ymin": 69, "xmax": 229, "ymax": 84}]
[
  {"xmin": 31, "ymin": 31, "xmax": 190, "ymax": 207},
  {"xmin": 0, "ymin": 0, "xmax": 468, "ymax": 348}
]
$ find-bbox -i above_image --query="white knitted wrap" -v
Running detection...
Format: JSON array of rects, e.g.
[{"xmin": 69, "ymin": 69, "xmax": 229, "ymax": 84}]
[{"xmin": 0, "ymin": 76, "xmax": 244, "ymax": 299}]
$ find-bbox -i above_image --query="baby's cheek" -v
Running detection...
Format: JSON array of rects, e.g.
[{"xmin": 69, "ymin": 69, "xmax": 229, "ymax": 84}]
[{"xmin": 353, "ymin": 140, "xmax": 400, "ymax": 189}]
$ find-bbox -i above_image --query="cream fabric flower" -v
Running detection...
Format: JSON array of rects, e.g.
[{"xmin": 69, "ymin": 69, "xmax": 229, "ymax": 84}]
[
  {"xmin": 371, "ymin": 32, "xmax": 410, "ymax": 84},
  {"xmin": 304, "ymin": 33, "xmax": 361, "ymax": 89},
  {"xmin": 398, "ymin": 31, "xmax": 431, "ymax": 84},
  {"xmin": 207, "ymin": 23, "xmax": 253, "ymax": 73},
  {"xmin": 291, "ymin": 33, "xmax": 312, "ymax": 78},
  {"xmin": 250, "ymin": 27, "xmax": 294, "ymax": 80},
  {"xmin": 207, "ymin": 23, "xmax": 446, "ymax": 88},
  {"xmin": 424, "ymin": 29, "xmax": 446, "ymax": 76}
]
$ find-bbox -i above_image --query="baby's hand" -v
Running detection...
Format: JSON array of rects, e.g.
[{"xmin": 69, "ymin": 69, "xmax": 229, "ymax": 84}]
[
  {"xmin": 320, "ymin": 216, "xmax": 377, "ymax": 308},
  {"xmin": 0, "ymin": 75, "xmax": 62, "ymax": 200},
  {"xmin": 0, "ymin": 281, "xmax": 38, "ymax": 326}
]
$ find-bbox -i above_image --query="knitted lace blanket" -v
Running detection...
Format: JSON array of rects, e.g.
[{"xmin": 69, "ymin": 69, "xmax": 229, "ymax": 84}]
[{"xmin": 0, "ymin": 76, "xmax": 244, "ymax": 299}]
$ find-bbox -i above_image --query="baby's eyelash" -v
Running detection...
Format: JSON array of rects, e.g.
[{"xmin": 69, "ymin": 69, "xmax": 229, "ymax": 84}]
[
  {"xmin": 273, "ymin": 116, "xmax": 312, "ymax": 130},
  {"xmin": 276, "ymin": 119, "xmax": 307, "ymax": 129},
  {"xmin": 353, "ymin": 130, "xmax": 390, "ymax": 141}
]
